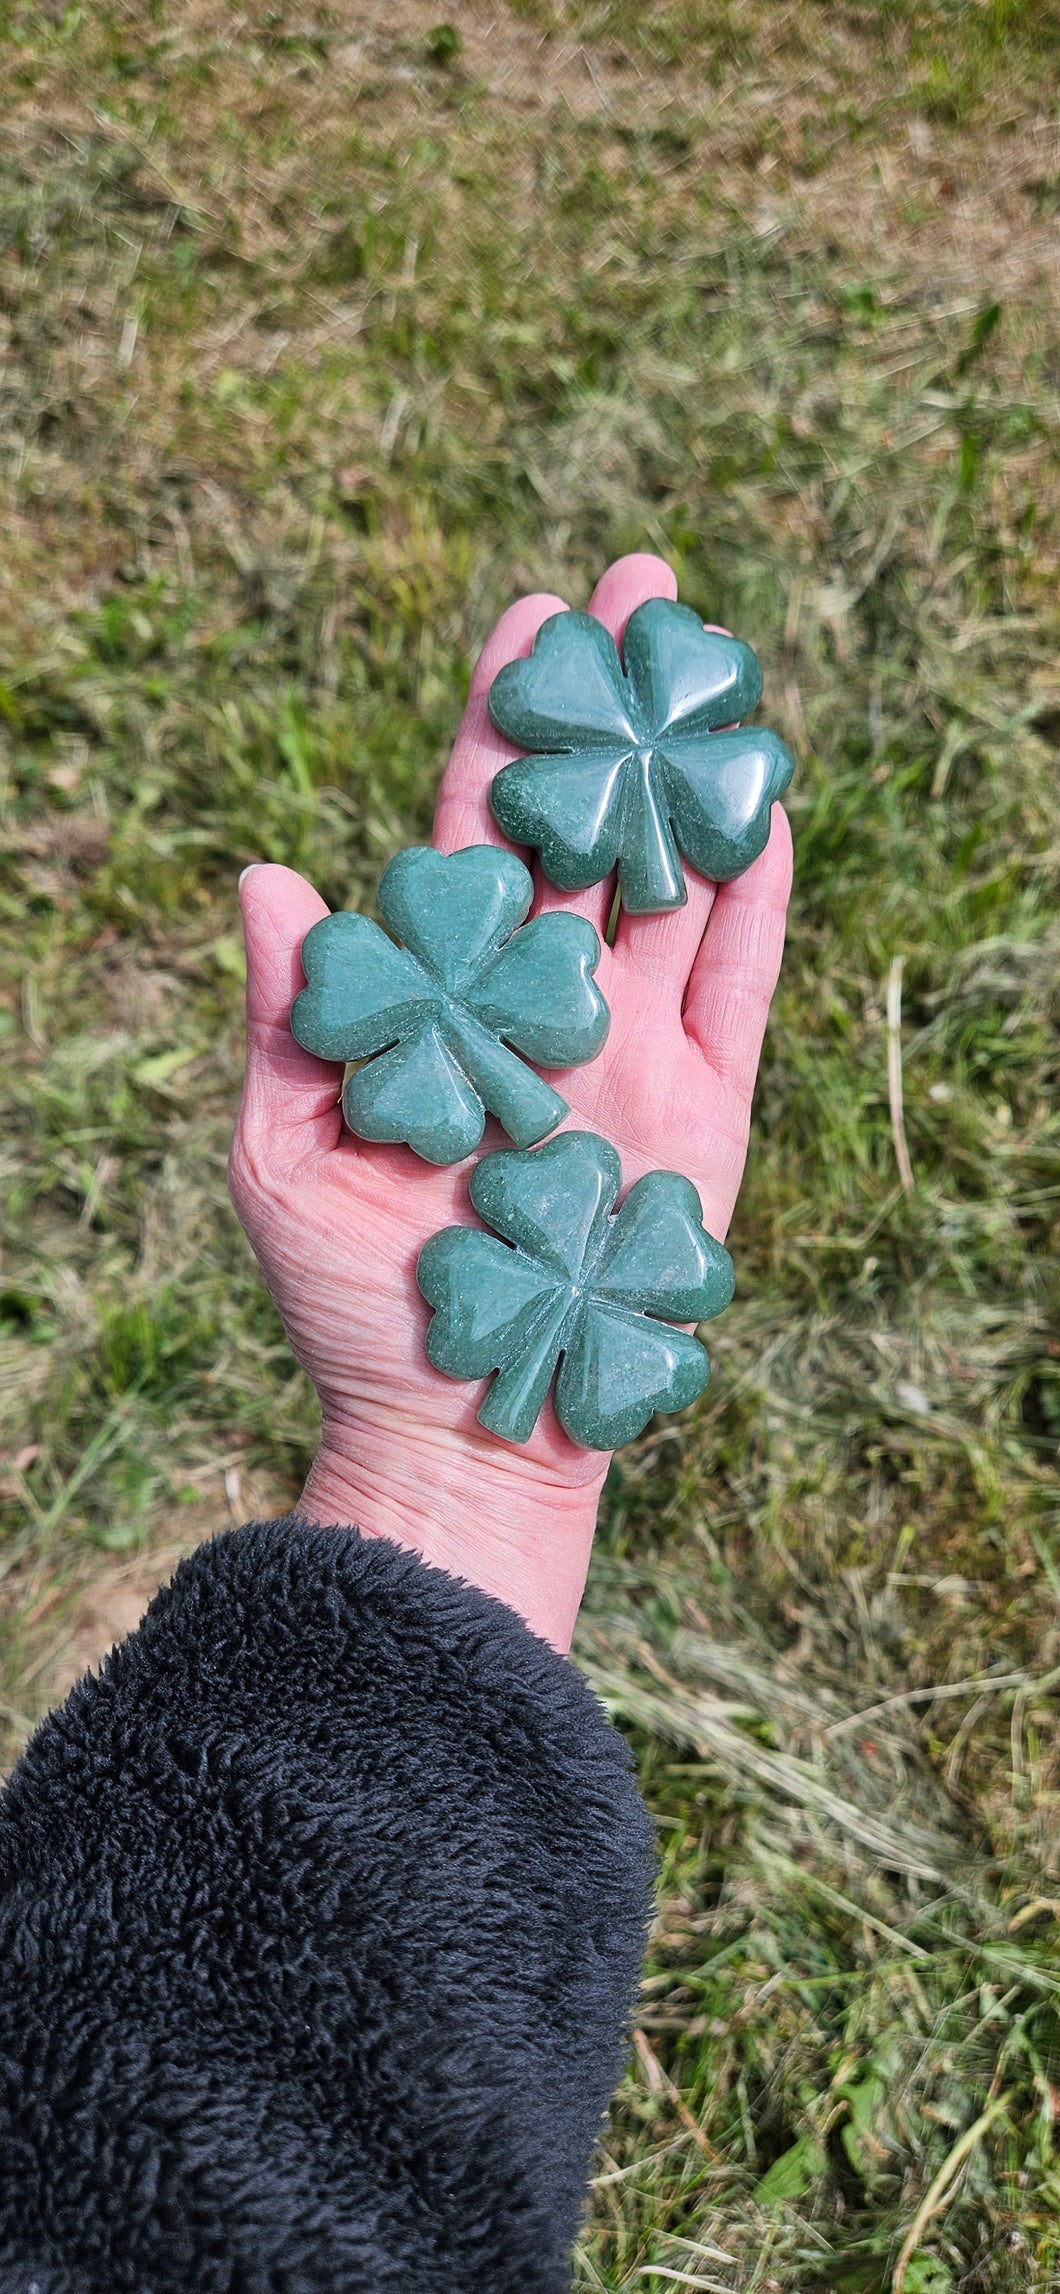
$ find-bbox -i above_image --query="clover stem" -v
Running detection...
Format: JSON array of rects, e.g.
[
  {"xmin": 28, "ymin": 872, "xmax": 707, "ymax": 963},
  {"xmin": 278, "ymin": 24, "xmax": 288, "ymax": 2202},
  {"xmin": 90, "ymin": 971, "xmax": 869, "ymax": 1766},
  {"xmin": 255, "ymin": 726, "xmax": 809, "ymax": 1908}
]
[
  {"xmin": 477, "ymin": 1289, "xmax": 577, "ymax": 1445},
  {"xmin": 617, "ymin": 750, "xmax": 687, "ymax": 913},
  {"xmin": 445, "ymin": 1010, "xmax": 568, "ymax": 1149}
]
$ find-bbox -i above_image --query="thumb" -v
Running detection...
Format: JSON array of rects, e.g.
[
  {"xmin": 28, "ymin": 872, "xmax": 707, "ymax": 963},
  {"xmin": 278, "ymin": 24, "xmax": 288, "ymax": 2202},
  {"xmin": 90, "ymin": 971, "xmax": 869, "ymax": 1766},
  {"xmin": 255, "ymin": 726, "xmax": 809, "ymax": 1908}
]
[{"xmin": 234, "ymin": 863, "xmax": 344, "ymax": 1162}]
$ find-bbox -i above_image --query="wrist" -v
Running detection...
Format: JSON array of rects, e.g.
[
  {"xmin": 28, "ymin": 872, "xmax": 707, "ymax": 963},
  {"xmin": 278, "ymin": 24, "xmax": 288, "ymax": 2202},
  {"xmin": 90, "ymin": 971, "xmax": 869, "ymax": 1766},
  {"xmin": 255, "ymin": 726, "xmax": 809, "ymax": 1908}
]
[{"xmin": 298, "ymin": 1406, "xmax": 607, "ymax": 1653}]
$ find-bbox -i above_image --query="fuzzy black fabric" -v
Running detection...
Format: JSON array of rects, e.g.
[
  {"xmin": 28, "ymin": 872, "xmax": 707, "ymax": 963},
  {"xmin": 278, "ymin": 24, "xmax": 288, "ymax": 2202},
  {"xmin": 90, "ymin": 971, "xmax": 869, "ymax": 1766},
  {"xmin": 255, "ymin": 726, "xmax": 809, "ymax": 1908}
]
[{"xmin": 0, "ymin": 1518, "xmax": 654, "ymax": 2293}]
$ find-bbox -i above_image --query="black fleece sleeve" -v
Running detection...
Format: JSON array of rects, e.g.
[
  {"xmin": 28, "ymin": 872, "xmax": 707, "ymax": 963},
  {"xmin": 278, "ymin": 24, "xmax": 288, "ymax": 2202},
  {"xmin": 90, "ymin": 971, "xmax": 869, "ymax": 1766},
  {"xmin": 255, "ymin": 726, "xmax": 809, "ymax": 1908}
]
[{"xmin": 0, "ymin": 1516, "xmax": 654, "ymax": 2294}]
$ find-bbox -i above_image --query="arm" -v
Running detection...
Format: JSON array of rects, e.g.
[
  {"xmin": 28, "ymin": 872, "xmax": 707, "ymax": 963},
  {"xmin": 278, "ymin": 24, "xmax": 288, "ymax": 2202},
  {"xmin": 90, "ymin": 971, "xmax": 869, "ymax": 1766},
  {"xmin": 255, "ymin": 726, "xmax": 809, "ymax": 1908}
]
[
  {"xmin": 0, "ymin": 554, "xmax": 791, "ymax": 2289},
  {"xmin": 0, "ymin": 1516, "xmax": 652, "ymax": 2290}
]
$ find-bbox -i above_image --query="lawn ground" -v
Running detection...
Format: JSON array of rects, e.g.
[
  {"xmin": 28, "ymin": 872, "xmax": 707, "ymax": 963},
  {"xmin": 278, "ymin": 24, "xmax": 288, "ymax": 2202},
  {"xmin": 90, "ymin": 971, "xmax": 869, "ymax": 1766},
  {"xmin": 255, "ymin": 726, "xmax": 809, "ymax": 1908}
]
[{"xmin": 1, "ymin": 3, "xmax": 1059, "ymax": 2287}]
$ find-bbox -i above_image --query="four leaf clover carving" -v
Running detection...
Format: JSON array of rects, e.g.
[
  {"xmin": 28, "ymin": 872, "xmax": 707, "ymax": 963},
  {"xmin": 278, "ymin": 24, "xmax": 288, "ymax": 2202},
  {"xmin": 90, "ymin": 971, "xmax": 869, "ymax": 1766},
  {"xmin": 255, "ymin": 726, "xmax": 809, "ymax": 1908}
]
[
  {"xmin": 417, "ymin": 1131, "xmax": 735, "ymax": 1450},
  {"xmin": 488, "ymin": 597, "xmax": 794, "ymax": 914},
  {"xmin": 291, "ymin": 845, "xmax": 609, "ymax": 1165}
]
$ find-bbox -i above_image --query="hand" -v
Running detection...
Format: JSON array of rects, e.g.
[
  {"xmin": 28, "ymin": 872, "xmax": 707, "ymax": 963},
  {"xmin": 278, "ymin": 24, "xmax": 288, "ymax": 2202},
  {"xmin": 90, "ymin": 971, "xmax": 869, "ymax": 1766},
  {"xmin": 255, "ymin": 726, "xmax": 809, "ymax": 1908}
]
[{"xmin": 228, "ymin": 554, "xmax": 792, "ymax": 1650}]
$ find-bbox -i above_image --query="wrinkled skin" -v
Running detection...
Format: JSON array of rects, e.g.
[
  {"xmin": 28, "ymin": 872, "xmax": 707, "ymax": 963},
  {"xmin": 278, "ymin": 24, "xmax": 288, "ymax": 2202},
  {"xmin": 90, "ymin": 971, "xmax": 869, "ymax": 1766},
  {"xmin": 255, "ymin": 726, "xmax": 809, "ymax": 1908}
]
[{"xmin": 229, "ymin": 554, "xmax": 793, "ymax": 1649}]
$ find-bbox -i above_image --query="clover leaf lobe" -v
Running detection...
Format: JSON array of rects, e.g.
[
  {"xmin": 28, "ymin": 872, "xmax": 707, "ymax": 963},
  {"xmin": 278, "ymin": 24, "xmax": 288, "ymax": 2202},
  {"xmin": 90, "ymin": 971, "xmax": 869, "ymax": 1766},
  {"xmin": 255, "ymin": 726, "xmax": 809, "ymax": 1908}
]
[
  {"xmin": 595, "ymin": 1172, "xmax": 735, "ymax": 1323},
  {"xmin": 418, "ymin": 1227, "xmax": 560, "ymax": 1376},
  {"xmin": 464, "ymin": 913, "xmax": 609, "ymax": 1065},
  {"xmin": 343, "ymin": 1025, "xmax": 485, "ymax": 1165},
  {"xmin": 292, "ymin": 913, "xmax": 428, "ymax": 1063},
  {"xmin": 469, "ymin": 1132, "xmax": 621, "ymax": 1280},
  {"xmin": 488, "ymin": 611, "xmax": 638, "ymax": 750},
  {"xmin": 660, "ymin": 726, "xmax": 794, "ymax": 882},
  {"xmin": 489, "ymin": 747, "xmax": 629, "ymax": 891},
  {"xmin": 622, "ymin": 600, "xmax": 763, "ymax": 737},
  {"xmin": 378, "ymin": 845, "xmax": 532, "ymax": 991},
  {"xmin": 555, "ymin": 1298, "xmax": 711, "ymax": 1451}
]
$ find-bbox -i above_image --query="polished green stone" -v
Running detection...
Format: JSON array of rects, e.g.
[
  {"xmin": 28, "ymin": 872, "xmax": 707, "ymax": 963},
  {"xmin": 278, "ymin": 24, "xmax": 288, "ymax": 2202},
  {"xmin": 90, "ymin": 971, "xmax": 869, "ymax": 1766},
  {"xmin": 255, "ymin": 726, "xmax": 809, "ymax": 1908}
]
[
  {"xmin": 417, "ymin": 1129, "xmax": 734, "ymax": 1449},
  {"xmin": 290, "ymin": 844, "xmax": 610, "ymax": 1166},
  {"xmin": 488, "ymin": 597, "xmax": 794, "ymax": 914}
]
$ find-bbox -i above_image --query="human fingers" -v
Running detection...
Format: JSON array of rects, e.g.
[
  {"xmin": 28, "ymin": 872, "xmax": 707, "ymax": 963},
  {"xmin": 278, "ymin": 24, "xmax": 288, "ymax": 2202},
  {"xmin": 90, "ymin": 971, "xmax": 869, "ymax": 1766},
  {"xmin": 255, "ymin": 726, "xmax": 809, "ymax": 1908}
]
[
  {"xmin": 681, "ymin": 805, "xmax": 794, "ymax": 1099},
  {"xmin": 532, "ymin": 553, "xmax": 680, "ymax": 940},
  {"xmin": 586, "ymin": 549, "xmax": 678, "ymax": 638},
  {"xmin": 231, "ymin": 863, "xmax": 342, "ymax": 1172},
  {"xmin": 432, "ymin": 592, "xmax": 568, "ymax": 854}
]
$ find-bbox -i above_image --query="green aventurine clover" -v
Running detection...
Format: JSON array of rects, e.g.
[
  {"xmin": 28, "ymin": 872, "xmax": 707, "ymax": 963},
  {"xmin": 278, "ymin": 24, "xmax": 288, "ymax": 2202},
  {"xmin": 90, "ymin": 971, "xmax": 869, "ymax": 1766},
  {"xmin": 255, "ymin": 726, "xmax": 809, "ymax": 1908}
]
[
  {"xmin": 290, "ymin": 845, "xmax": 609, "ymax": 1166},
  {"xmin": 488, "ymin": 597, "xmax": 795, "ymax": 914},
  {"xmin": 417, "ymin": 1130, "xmax": 735, "ymax": 1449}
]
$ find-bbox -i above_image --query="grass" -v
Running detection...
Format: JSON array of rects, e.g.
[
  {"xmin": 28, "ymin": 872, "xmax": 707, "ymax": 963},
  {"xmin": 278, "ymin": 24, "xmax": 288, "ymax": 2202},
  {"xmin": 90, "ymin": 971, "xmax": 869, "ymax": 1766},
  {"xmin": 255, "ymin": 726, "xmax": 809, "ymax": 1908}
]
[{"xmin": 1, "ymin": 1, "xmax": 1059, "ymax": 2285}]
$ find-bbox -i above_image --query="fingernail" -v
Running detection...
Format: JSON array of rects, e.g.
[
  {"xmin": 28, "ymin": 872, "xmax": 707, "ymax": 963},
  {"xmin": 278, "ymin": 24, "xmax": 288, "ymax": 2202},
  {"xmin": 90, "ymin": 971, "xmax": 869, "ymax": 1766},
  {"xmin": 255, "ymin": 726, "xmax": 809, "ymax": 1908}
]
[{"xmin": 238, "ymin": 864, "xmax": 261, "ymax": 889}]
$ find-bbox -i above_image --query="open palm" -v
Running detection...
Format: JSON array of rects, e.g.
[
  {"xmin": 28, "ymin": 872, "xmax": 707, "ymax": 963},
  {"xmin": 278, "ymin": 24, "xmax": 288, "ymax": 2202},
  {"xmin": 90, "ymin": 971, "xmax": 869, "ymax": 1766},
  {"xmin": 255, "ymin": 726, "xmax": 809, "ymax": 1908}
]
[{"xmin": 229, "ymin": 555, "xmax": 792, "ymax": 1644}]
